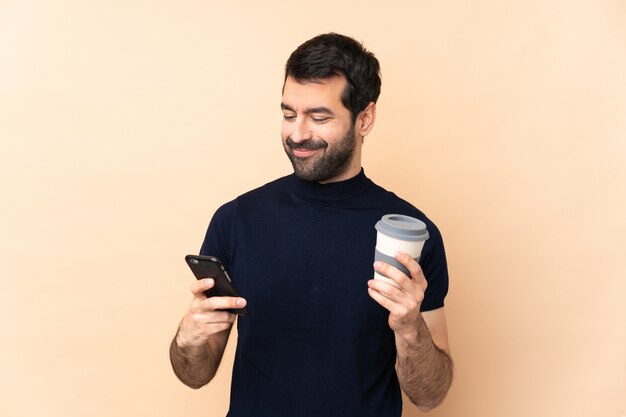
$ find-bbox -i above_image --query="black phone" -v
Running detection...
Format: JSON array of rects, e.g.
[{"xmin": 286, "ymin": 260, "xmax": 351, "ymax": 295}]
[{"xmin": 184, "ymin": 255, "xmax": 248, "ymax": 315}]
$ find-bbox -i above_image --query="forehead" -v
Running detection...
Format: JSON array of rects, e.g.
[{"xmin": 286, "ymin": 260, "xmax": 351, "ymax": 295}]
[{"xmin": 282, "ymin": 75, "xmax": 349, "ymax": 112}]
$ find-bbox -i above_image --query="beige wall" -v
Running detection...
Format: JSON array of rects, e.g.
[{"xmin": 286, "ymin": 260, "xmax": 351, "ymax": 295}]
[{"xmin": 1, "ymin": 1, "xmax": 624, "ymax": 416}]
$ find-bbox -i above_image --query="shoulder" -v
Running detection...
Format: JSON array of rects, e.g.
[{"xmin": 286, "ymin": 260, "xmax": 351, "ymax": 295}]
[
  {"xmin": 236, "ymin": 173, "xmax": 293, "ymax": 202},
  {"xmin": 210, "ymin": 173, "xmax": 293, "ymax": 221},
  {"xmin": 397, "ymin": 197, "xmax": 444, "ymax": 250},
  {"xmin": 367, "ymin": 179, "xmax": 440, "ymax": 232}
]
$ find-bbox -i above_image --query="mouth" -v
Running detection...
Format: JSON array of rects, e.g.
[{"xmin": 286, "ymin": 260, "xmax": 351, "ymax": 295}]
[
  {"xmin": 292, "ymin": 148, "xmax": 322, "ymax": 158},
  {"xmin": 285, "ymin": 137, "xmax": 327, "ymax": 159}
]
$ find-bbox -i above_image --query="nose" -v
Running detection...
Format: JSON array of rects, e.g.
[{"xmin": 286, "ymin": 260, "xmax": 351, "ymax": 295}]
[{"xmin": 288, "ymin": 117, "xmax": 312, "ymax": 143}]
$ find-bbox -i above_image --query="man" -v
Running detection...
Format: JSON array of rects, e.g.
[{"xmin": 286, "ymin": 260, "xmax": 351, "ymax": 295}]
[{"xmin": 170, "ymin": 33, "xmax": 453, "ymax": 416}]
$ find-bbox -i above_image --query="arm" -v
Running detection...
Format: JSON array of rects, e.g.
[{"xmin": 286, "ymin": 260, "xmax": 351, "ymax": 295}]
[
  {"xmin": 368, "ymin": 252, "xmax": 453, "ymax": 411},
  {"xmin": 169, "ymin": 278, "xmax": 247, "ymax": 389},
  {"xmin": 394, "ymin": 308, "xmax": 453, "ymax": 411}
]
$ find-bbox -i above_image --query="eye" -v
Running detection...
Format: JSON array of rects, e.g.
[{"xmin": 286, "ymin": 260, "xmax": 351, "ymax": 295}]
[
  {"xmin": 311, "ymin": 117, "xmax": 329, "ymax": 123},
  {"xmin": 283, "ymin": 114, "xmax": 296, "ymax": 121}
]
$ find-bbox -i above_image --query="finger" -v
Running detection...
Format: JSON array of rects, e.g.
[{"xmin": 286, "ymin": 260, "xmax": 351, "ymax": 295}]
[
  {"xmin": 369, "ymin": 277, "xmax": 424, "ymax": 312},
  {"xmin": 373, "ymin": 261, "xmax": 412, "ymax": 290},
  {"xmin": 190, "ymin": 278, "xmax": 214, "ymax": 296},
  {"xmin": 204, "ymin": 321, "xmax": 234, "ymax": 335},
  {"xmin": 367, "ymin": 287, "xmax": 407, "ymax": 315},
  {"xmin": 394, "ymin": 252, "xmax": 427, "ymax": 291},
  {"xmin": 368, "ymin": 277, "xmax": 405, "ymax": 303},
  {"xmin": 193, "ymin": 310, "xmax": 236, "ymax": 325},
  {"xmin": 186, "ymin": 319, "xmax": 234, "ymax": 341},
  {"xmin": 202, "ymin": 296, "xmax": 247, "ymax": 312}
]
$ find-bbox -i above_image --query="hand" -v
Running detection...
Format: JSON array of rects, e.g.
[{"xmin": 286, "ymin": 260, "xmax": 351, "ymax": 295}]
[
  {"xmin": 177, "ymin": 278, "xmax": 247, "ymax": 348},
  {"xmin": 367, "ymin": 251, "xmax": 427, "ymax": 336}
]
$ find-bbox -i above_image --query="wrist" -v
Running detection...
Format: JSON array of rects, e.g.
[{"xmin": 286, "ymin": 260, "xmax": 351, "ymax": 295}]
[
  {"xmin": 394, "ymin": 315, "xmax": 432, "ymax": 351},
  {"xmin": 394, "ymin": 326, "xmax": 418, "ymax": 343},
  {"xmin": 175, "ymin": 327, "xmax": 190, "ymax": 348},
  {"xmin": 175, "ymin": 319, "xmax": 202, "ymax": 350}
]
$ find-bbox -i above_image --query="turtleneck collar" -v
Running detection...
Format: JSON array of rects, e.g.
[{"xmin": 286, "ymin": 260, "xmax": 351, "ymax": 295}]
[{"xmin": 290, "ymin": 168, "xmax": 373, "ymax": 202}]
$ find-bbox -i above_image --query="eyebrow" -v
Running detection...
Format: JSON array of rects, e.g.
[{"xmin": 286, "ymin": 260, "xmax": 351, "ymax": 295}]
[{"xmin": 280, "ymin": 103, "xmax": 335, "ymax": 116}]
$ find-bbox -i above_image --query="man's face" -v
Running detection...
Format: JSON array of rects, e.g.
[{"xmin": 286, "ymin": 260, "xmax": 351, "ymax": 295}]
[{"xmin": 281, "ymin": 75, "xmax": 360, "ymax": 183}]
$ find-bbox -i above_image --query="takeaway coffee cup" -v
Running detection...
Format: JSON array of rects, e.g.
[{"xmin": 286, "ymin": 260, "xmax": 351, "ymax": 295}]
[{"xmin": 374, "ymin": 214, "xmax": 429, "ymax": 288}]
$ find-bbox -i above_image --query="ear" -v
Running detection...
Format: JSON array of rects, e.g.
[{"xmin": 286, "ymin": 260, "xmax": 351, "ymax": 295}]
[{"xmin": 356, "ymin": 102, "xmax": 376, "ymax": 137}]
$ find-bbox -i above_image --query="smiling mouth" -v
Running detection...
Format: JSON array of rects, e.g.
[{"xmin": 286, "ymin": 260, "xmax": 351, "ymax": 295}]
[
  {"xmin": 286, "ymin": 137, "xmax": 327, "ymax": 157},
  {"xmin": 292, "ymin": 148, "xmax": 322, "ymax": 158}
]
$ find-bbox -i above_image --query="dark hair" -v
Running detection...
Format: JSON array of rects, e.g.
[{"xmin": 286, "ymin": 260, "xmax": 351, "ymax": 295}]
[{"xmin": 284, "ymin": 33, "xmax": 381, "ymax": 122}]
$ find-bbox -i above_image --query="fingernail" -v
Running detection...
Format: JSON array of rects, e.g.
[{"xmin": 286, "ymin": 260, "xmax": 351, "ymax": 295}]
[
  {"xmin": 206, "ymin": 278, "xmax": 214, "ymax": 286},
  {"xmin": 373, "ymin": 261, "xmax": 381, "ymax": 268},
  {"xmin": 237, "ymin": 298, "xmax": 247, "ymax": 307}
]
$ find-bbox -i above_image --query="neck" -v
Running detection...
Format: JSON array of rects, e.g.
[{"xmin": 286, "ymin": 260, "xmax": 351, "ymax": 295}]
[
  {"xmin": 318, "ymin": 164, "xmax": 362, "ymax": 184},
  {"xmin": 291, "ymin": 168, "xmax": 372, "ymax": 203}
]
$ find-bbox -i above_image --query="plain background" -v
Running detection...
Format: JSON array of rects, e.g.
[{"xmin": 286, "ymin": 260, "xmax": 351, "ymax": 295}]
[{"xmin": 1, "ymin": 1, "xmax": 625, "ymax": 416}]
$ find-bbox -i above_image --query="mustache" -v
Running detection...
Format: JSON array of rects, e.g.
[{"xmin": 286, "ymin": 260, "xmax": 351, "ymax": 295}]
[{"xmin": 285, "ymin": 137, "xmax": 328, "ymax": 151}]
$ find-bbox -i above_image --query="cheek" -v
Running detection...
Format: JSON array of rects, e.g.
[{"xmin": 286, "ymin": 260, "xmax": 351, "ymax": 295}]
[
  {"xmin": 321, "ymin": 123, "xmax": 347, "ymax": 141},
  {"xmin": 281, "ymin": 122, "xmax": 291, "ymax": 139}
]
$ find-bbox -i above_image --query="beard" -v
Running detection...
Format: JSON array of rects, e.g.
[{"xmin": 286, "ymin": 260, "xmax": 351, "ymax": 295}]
[{"xmin": 283, "ymin": 124, "xmax": 357, "ymax": 182}]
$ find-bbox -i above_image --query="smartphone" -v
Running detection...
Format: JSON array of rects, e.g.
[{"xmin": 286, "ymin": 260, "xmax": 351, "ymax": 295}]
[{"xmin": 184, "ymin": 255, "xmax": 248, "ymax": 315}]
